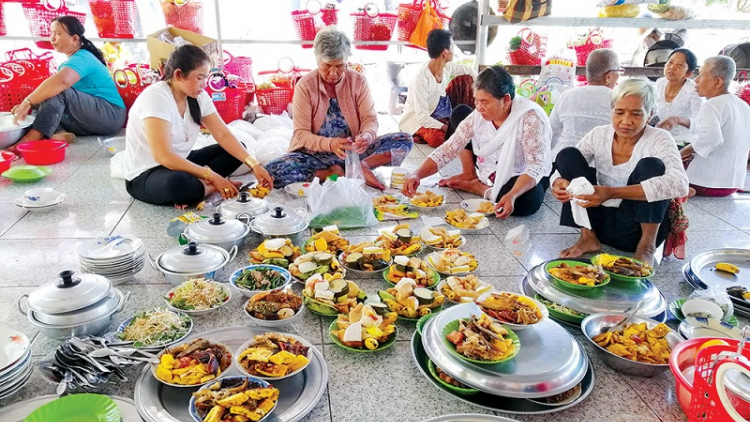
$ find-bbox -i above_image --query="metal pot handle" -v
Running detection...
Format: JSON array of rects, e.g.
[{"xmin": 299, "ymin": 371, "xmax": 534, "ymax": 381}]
[
  {"xmin": 227, "ymin": 245, "xmax": 238, "ymax": 263},
  {"xmin": 114, "ymin": 291, "xmax": 131, "ymax": 314},
  {"xmin": 17, "ymin": 294, "xmax": 29, "ymax": 316},
  {"xmin": 236, "ymin": 212, "xmax": 253, "ymax": 227},
  {"xmin": 294, "ymin": 208, "xmax": 309, "ymax": 220},
  {"xmin": 147, "ymin": 253, "xmax": 159, "ymax": 271}
]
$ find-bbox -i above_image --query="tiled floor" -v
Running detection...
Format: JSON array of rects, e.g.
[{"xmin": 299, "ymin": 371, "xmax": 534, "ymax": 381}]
[{"xmin": 1, "ymin": 115, "xmax": 749, "ymax": 422}]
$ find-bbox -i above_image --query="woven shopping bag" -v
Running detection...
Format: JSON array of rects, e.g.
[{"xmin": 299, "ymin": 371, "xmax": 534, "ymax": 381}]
[
  {"xmin": 22, "ymin": 0, "xmax": 87, "ymax": 49},
  {"xmin": 570, "ymin": 28, "xmax": 613, "ymax": 67},
  {"xmin": 160, "ymin": 0, "xmax": 203, "ymax": 34},
  {"xmin": 89, "ymin": 0, "xmax": 138, "ymax": 39},
  {"xmin": 503, "ymin": 0, "xmax": 551, "ymax": 23},
  {"xmin": 507, "ymin": 28, "xmax": 547, "ymax": 66},
  {"xmin": 351, "ymin": 3, "xmax": 398, "ymax": 51},
  {"xmin": 408, "ymin": 0, "xmax": 443, "ymax": 49},
  {"xmin": 396, "ymin": 0, "xmax": 450, "ymax": 44}
]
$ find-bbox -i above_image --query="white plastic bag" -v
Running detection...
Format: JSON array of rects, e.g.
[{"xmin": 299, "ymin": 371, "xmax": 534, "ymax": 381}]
[
  {"xmin": 306, "ymin": 177, "xmax": 378, "ymax": 229},
  {"xmin": 228, "ymin": 120, "xmax": 263, "ymax": 139},
  {"xmin": 345, "ymin": 149, "xmax": 365, "ymax": 186},
  {"xmin": 253, "ymin": 135, "xmax": 289, "ymax": 165},
  {"xmin": 253, "ymin": 113, "xmax": 293, "ymax": 131}
]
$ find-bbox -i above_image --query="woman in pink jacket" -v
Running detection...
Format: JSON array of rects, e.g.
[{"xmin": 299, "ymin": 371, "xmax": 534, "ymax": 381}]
[{"xmin": 265, "ymin": 27, "xmax": 412, "ymax": 190}]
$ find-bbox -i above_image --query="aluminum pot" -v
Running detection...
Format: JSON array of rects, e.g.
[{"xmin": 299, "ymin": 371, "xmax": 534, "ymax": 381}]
[
  {"xmin": 0, "ymin": 113, "xmax": 35, "ymax": 150},
  {"xmin": 218, "ymin": 191, "xmax": 269, "ymax": 220},
  {"xmin": 149, "ymin": 242, "xmax": 237, "ymax": 286},
  {"xmin": 183, "ymin": 212, "xmax": 250, "ymax": 252},
  {"xmin": 249, "ymin": 205, "xmax": 309, "ymax": 246},
  {"xmin": 28, "ymin": 302, "xmax": 125, "ymax": 340}
]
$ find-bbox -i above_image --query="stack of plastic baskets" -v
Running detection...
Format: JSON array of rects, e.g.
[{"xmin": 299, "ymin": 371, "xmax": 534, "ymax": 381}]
[
  {"xmin": 206, "ymin": 72, "xmax": 248, "ymax": 123},
  {"xmin": 161, "ymin": 0, "xmax": 203, "ymax": 34},
  {"xmin": 291, "ymin": 1, "xmax": 339, "ymax": 49},
  {"xmin": 89, "ymin": 0, "xmax": 138, "ymax": 39},
  {"xmin": 22, "ymin": 0, "xmax": 86, "ymax": 49},
  {"xmin": 223, "ymin": 51, "xmax": 256, "ymax": 104}
]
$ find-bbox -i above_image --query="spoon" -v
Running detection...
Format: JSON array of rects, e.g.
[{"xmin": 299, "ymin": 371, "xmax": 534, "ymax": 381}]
[
  {"xmin": 88, "ymin": 348, "xmax": 159, "ymax": 364},
  {"xmin": 604, "ymin": 302, "xmax": 642, "ymax": 334}
]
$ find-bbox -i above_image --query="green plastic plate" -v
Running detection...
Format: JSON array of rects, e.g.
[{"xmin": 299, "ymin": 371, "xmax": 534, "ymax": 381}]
[
  {"xmin": 24, "ymin": 394, "xmax": 120, "ymax": 422},
  {"xmin": 382, "ymin": 265, "xmax": 440, "ymax": 289},
  {"xmin": 329, "ymin": 320, "xmax": 397, "ymax": 353},
  {"xmin": 440, "ymin": 318, "xmax": 520, "ymax": 365},
  {"xmin": 534, "ymin": 294, "xmax": 588, "ymax": 325},
  {"xmin": 545, "ymin": 260, "xmax": 610, "ymax": 290},
  {"xmin": 590, "ymin": 254, "xmax": 654, "ymax": 282},
  {"xmin": 427, "ymin": 359, "xmax": 480, "ymax": 396},
  {"xmin": 1, "ymin": 165, "xmax": 52, "ymax": 183},
  {"xmin": 669, "ymin": 298, "xmax": 739, "ymax": 327}
]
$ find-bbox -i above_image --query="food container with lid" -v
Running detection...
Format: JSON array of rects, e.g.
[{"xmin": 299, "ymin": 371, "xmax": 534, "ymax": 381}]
[
  {"xmin": 218, "ymin": 191, "xmax": 269, "ymax": 221},
  {"xmin": 182, "ymin": 213, "xmax": 250, "ymax": 252},
  {"xmin": 149, "ymin": 242, "xmax": 237, "ymax": 286},
  {"xmin": 249, "ymin": 206, "xmax": 309, "ymax": 246},
  {"xmin": 18, "ymin": 270, "xmax": 127, "ymax": 340}
]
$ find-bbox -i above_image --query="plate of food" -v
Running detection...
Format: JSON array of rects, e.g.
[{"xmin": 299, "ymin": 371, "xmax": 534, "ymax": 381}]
[
  {"xmin": 427, "ymin": 359, "xmax": 479, "ymax": 396},
  {"xmin": 460, "ymin": 198, "xmax": 496, "ymax": 215},
  {"xmin": 475, "ymin": 291, "xmax": 548, "ymax": 331},
  {"xmin": 340, "ymin": 242, "xmax": 393, "ymax": 275},
  {"xmin": 164, "ymin": 278, "xmax": 232, "ymax": 316},
  {"xmin": 284, "ymin": 182, "xmax": 311, "ymax": 197},
  {"xmin": 329, "ymin": 303, "xmax": 398, "ymax": 352},
  {"xmin": 527, "ymin": 383, "xmax": 583, "ymax": 407},
  {"xmin": 230, "ymin": 265, "xmax": 293, "ymax": 298},
  {"xmin": 444, "ymin": 208, "xmax": 490, "ymax": 231},
  {"xmin": 375, "ymin": 224, "xmax": 423, "ymax": 256},
  {"xmin": 420, "ymin": 226, "xmax": 466, "ymax": 250},
  {"xmin": 116, "ymin": 308, "xmax": 193, "ymax": 349},
  {"xmin": 188, "ymin": 376, "xmax": 279, "ymax": 422},
  {"xmin": 545, "ymin": 260, "xmax": 610, "ymax": 290},
  {"xmin": 152, "ymin": 338, "xmax": 233, "ymax": 387},
  {"xmin": 247, "ymin": 238, "xmax": 302, "ymax": 268},
  {"xmin": 590, "ymin": 254, "xmax": 654, "ymax": 282},
  {"xmin": 235, "ymin": 332, "xmax": 312, "ymax": 380},
  {"xmin": 438, "ymin": 275, "xmax": 494, "ymax": 304},
  {"xmin": 244, "ymin": 288, "xmax": 304, "ymax": 327},
  {"xmin": 377, "ymin": 282, "xmax": 445, "ymax": 320},
  {"xmin": 288, "ymin": 251, "xmax": 345, "ymax": 282},
  {"xmin": 534, "ymin": 294, "xmax": 588, "ymax": 325},
  {"xmin": 442, "ymin": 314, "xmax": 520, "ymax": 364},
  {"xmin": 383, "ymin": 256, "xmax": 440, "ymax": 289},
  {"xmin": 302, "ymin": 273, "xmax": 367, "ymax": 316},
  {"xmin": 408, "ymin": 190, "xmax": 445, "ymax": 208},
  {"xmin": 303, "ymin": 228, "xmax": 349, "ymax": 255},
  {"xmin": 426, "ymin": 249, "xmax": 478, "ymax": 276},
  {"xmin": 373, "ymin": 194, "xmax": 402, "ymax": 207}
]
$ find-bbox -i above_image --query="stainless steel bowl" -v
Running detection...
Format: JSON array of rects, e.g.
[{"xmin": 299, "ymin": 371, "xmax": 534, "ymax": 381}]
[
  {"xmin": 0, "ymin": 114, "xmax": 34, "ymax": 150},
  {"xmin": 581, "ymin": 312, "xmax": 683, "ymax": 377}
]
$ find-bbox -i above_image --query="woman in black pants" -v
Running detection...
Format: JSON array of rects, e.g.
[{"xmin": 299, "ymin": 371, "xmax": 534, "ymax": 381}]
[{"xmin": 122, "ymin": 45, "xmax": 273, "ymax": 207}]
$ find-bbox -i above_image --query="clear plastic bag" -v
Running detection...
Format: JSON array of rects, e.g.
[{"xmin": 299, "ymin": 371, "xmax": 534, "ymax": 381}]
[
  {"xmin": 345, "ymin": 149, "xmax": 365, "ymax": 186},
  {"xmin": 306, "ymin": 177, "xmax": 378, "ymax": 229},
  {"xmin": 687, "ymin": 288, "xmax": 735, "ymax": 320}
]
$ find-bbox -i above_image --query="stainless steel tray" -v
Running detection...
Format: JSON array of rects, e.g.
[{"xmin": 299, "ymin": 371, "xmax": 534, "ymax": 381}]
[
  {"xmin": 412, "ymin": 329, "xmax": 594, "ymax": 414},
  {"xmin": 682, "ymin": 264, "xmax": 750, "ymax": 319},
  {"xmin": 526, "ymin": 261, "xmax": 666, "ymax": 317},
  {"xmin": 690, "ymin": 249, "xmax": 750, "ymax": 291},
  {"xmin": 421, "ymin": 414, "xmax": 521, "ymax": 422},
  {"xmin": 0, "ymin": 395, "xmax": 142, "ymax": 422},
  {"xmin": 422, "ymin": 303, "xmax": 588, "ymax": 398},
  {"xmin": 134, "ymin": 326, "xmax": 328, "ymax": 422}
]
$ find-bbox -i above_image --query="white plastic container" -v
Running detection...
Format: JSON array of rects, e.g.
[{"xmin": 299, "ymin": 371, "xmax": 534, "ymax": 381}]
[{"xmin": 504, "ymin": 224, "xmax": 529, "ymax": 256}]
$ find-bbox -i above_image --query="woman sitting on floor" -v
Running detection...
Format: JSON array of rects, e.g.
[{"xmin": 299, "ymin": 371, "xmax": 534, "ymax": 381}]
[
  {"xmin": 398, "ymin": 28, "xmax": 476, "ymax": 149},
  {"xmin": 265, "ymin": 27, "xmax": 412, "ymax": 191},
  {"xmin": 551, "ymin": 79, "xmax": 689, "ymax": 264},
  {"xmin": 9, "ymin": 16, "xmax": 126, "ymax": 149},
  {"xmin": 654, "ymin": 48, "xmax": 703, "ymax": 144},
  {"xmin": 402, "ymin": 66, "xmax": 551, "ymax": 219},
  {"xmin": 122, "ymin": 45, "xmax": 273, "ymax": 207}
]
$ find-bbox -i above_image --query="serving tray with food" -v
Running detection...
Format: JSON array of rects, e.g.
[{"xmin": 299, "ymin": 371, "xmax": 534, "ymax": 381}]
[
  {"xmin": 153, "ymin": 338, "xmax": 232, "ymax": 387},
  {"xmin": 303, "ymin": 227, "xmax": 349, "ymax": 255},
  {"xmin": 164, "ymin": 278, "xmax": 231, "ymax": 316},
  {"xmin": 339, "ymin": 242, "xmax": 393, "ymax": 274},
  {"xmin": 475, "ymin": 292, "xmax": 548, "ymax": 331},
  {"xmin": 383, "ymin": 256, "xmax": 440, "ymax": 289},
  {"xmin": 375, "ymin": 224, "xmax": 423, "ymax": 256},
  {"xmin": 230, "ymin": 265, "xmax": 293, "ymax": 297},
  {"xmin": 444, "ymin": 209, "xmax": 490, "ymax": 231},
  {"xmin": 438, "ymin": 275, "xmax": 494, "ymax": 304},
  {"xmin": 244, "ymin": 288, "xmax": 304, "ymax": 326},
  {"xmin": 288, "ymin": 250, "xmax": 345, "ymax": 281},
  {"xmin": 545, "ymin": 260, "xmax": 610, "ymax": 289},
  {"xmin": 460, "ymin": 198, "xmax": 496, "ymax": 215},
  {"xmin": 117, "ymin": 308, "xmax": 193, "ymax": 350},
  {"xmin": 427, "ymin": 248, "xmax": 479, "ymax": 276},
  {"xmin": 189, "ymin": 376, "xmax": 279, "ymax": 422},
  {"xmin": 409, "ymin": 190, "xmax": 445, "ymax": 208},
  {"xmin": 302, "ymin": 273, "xmax": 367, "ymax": 316},
  {"xmin": 443, "ymin": 314, "xmax": 520, "ymax": 364},
  {"xmin": 235, "ymin": 332, "xmax": 311, "ymax": 380},
  {"xmin": 420, "ymin": 226, "xmax": 466, "ymax": 250},
  {"xmin": 591, "ymin": 253, "xmax": 654, "ymax": 282}
]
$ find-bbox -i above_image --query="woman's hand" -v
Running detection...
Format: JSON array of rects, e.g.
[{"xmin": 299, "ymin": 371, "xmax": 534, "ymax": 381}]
[
  {"xmin": 680, "ymin": 144, "xmax": 694, "ymax": 162},
  {"xmin": 494, "ymin": 193, "xmax": 515, "ymax": 219},
  {"xmin": 209, "ymin": 173, "xmax": 239, "ymax": 199},
  {"xmin": 401, "ymin": 175, "xmax": 421, "ymax": 197},
  {"xmin": 657, "ymin": 116, "xmax": 678, "ymax": 131},
  {"xmin": 574, "ymin": 186, "xmax": 611, "ymax": 208},
  {"xmin": 252, "ymin": 165, "xmax": 274, "ymax": 190},
  {"xmin": 551, "ymin": 178, "xmax": 571, "ymax": 203},
  {"xmin": 351, "ymin": 133, "xmax": 372, "ymax": 154},
  {"xmin": 11, "ymin": 101, "xmax": 32, "ymax": 125},
  {"xmin": 330, "ymin": 137, "xmax": 353, "ymax": 159}
]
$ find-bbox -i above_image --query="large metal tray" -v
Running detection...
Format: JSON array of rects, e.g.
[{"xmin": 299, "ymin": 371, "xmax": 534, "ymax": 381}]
[
  {"xmin": 682, "ymin": 263, "xmax": 750, "ymax": 318},
  {"xmin": 421, "ymin": 414, "xmax": 520, "ymax": 422},
  {"xmin": 0, "ymin": 395, "xmax": 142, "ymax": 422},
  {"xmin": 525, "ymin": 260, "xmax": 666, "ymax": 317},
  {"xmin": 422, "ymin": 302, "xmax": 588, "ymax": 398},
  {"xmin": 134, "ymin": 326, "xmax": 328, "ymax": 422},
  {"xmin": 690, "ymin": 249, "xmax": 750, "ymax": 291},
  {"xmin": 412, "ymin": 329, "xmax": 594, "ymax": 415}
]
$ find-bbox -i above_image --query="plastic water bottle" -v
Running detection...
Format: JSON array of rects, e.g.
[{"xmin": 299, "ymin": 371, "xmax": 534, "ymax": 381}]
[{"xmin": 504, "ymin": 224, "xmax": 530, "ymax": 257}]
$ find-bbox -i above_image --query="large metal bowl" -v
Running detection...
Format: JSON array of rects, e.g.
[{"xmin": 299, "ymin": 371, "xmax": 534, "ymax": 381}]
[
  {"xmin": 581, "ymin": 312, "xmax": 683, "ymax": 377},
  {"xmin": 0, "ymin": 114, "xmax": 34, "ymax": 150}
]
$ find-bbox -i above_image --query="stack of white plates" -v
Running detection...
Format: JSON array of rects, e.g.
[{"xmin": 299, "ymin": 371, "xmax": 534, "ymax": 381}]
[
  {"xmin": 0, "ymin": 329, "xmax": 32, "ymax": 400},
  {"xmin": 14, "ymin": 190, "xmax": 66, "ymax": 212},
  {"xmin": 77, "ymin": 236, "xmax": 146, "ymax": 283}
]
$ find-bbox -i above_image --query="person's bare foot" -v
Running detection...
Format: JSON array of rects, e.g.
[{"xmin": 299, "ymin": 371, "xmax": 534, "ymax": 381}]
[
  {"xmin": 438, "ymin": 172, "xmax": 476, "ymax": 187},
  {"xmin": 560, "ymin": 231, "xmax": 602, "ymax": 258},
  {"xmin": 634, "ymin": 244, "xmax": 657, "ymax": 266},
  {"xmin": 446, "ymin": 178, "xmax": 490, "ymax": 197},
  {"xmin": 51, "ymin": 131, "xmax": 75, "ymax": 143},
  {"xmin": 688, "ymin": 187, "xmax": 696, "ymax": 198},
  {"xmin": 314, "ymin": 164, "xmax": 344, "ymax": 181},
  {"xmin": 362, "ymin": 163, "xmax": 385, "ymax": 190}
]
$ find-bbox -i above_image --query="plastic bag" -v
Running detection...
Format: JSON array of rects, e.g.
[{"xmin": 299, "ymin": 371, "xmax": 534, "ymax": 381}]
[
  {"xmin": 687, "ymin": 288, "xmax": 734, "ymax": 320},
  {"xmin": 409, "ymin": 0, "xmax": 442, "ymax": 49},
  {"xmin": 597, "ymin": 0, "xmax": 656, "ymax": 5},
  {"xmin": 307, "ymin": 177, "xmax": 378, "ymax": 229},
  {"xmin": 345, "ymin": 149, "xmax": 365, "ymax": 186},
  {"xmin": 228, "ymin": 120, "xmax": 263, "ymax": 139},
  {"xmin": 253, "ymin": 135, "xmax": 289, "ymax": 165},
  {"xmin": 253, "ymin": 113, "xmax": 293, "ymax": 131}
]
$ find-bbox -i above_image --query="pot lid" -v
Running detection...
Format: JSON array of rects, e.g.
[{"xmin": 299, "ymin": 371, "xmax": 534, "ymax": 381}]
[
  {"xmin": 218, "ymin": 192, "xmax": 269, "ymax": 218},
  {"xmin": 184, "ymin": 213, "xmax": 248, "ymax": 241},
  {"xmin": 33, "ymin": 288, "xmax": 123, "ymax": 326},
  {"xmin": 250, "ymin": 206, "xmax": 309, "ymax": 236},
  {"xmin": 158, "ymin": 242, "xmax": 228, "ymax": 273},
  {"xmin": 27, "ymin": 270, "xmax": 112, "ymax": 314}
]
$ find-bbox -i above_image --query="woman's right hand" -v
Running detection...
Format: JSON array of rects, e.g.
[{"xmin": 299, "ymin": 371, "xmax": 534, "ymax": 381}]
[
  {"xmin": 330, "ymin": 137, "xmax": 353, "ymax": 160},
  {"xmin": 209, "ymin": 173, "xmax": 239, "ymax": 199},
  {"xmin": 551, "ymin": 178, "xmax": 571, "ymax": 203},
  {"xmin": 401, "ymin": 175, "xmax": 421, "ymax": 197}
]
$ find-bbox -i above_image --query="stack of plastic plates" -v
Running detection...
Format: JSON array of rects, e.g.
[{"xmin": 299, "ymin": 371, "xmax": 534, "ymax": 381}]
[
  {"xmin": 77, "ymin": 236, "xmax": 146, "ymax": 283},
  {"xmin": 0, "ymin": 329, "xmax": 32, "ymax": 400}
]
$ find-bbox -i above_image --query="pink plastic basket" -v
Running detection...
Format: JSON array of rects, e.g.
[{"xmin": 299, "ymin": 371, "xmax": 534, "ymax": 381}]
[
  {"xmin": 89, "ymin": 0, "xmax": 137, "ymax": 39},
  {"xmin": 351, "ymin": 4, "xmax": 398, "ymax": 51},
  {"xmin": 291, "ymin": 1, "xmax": 339, "ymax": 49},
  {"xmin": 0, "ymin": 1, "xmax": 7, "ymax": 36},
  {"xmin": 507, "ymin": 28, "xmax": 547, "ymax": 66},
  {"xmin": 161, "ymin": 0, "xmax": 203, "ymax": 34},
  {"xmin": 22, "ymin": 0, "xmax": 87, "ymax": 50},
  {"xmin": 396, "ymin": 0, "xmax": 450, "ymax": 43},
  {"xmin": 571, "ymin": 29, "xmax": 613, "ymax": 67}
]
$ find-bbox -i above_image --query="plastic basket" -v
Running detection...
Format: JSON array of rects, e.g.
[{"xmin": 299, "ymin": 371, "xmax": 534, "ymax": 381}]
[
  {"xmin": 161, "ymin": 0, "xmax": 203, "ymax": 34},
  {"xmin": 256, "ymin": 87, "xmax": 295, "ymax": 115},
  {"xmin": 351, "ymin": 4, "xmax": 398, "ymax": 51},
  {"xmin": 89, "ymin": 0, "xmax": 137, "ymax": 39},
  {"xmin": 223, "ymin": 50, "xmax": 255, "ymax": 91},
  {"xmin": 206, "ymin": 72, "xmax": 248, "ymax": 123},
  {"xmin": 396, "ymin": 0, "xmax": 451, "ymax": 43},
  {"xmin": 291, "ymin": 0, "xmax": 339, "ymax": 49},
  {"xmin": 22, "ymin": 0, "xmax": 87, "ymax": 50},
  {"xmin": 736, "ymin": 71, "xmax": 750, "ymax": 107},
  {"xmin": 5, "ymin": 48, "xmax": 55, "ymax": 77},
  {"xmin": 0, "ymin": 1, "xmax": 7, "ymax": 36},
  {"xmin": 507, "ymin": 28, "xmax": 547, "ymax": 66},
  {"xmin": 688, "ymin": 338, "xmax": 750, "ymax": 421},
  {"xmin": 0, "ymin": 62, "xmax": 46, "ymax": 112},
  {"xmin": 571, "ymin": 29, "xmax": 613, "ymax": 67}
]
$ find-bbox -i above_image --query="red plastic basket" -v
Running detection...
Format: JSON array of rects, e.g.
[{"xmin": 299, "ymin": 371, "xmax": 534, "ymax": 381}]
[
  {"xmin": 0, "ymin": 61, "xmax": 46, "ymax": 112},
  {"xmin": 291, "ymin": 1, "xmax": 339, "ymax": 49},
  {"xmin": 22, "ymin": 0, "xmax": 86, "ymax": 50},
  {"xmin": 0, "ymin": 1, "xmax": 7, "ymax": 36},
  {"xmin": 570, "ymin": 29, "xmax": 613, "ymax": 67},
  {"xmin": 4, "ymin": 49, "xmax": 55, "ymax": 77},
  {"xmin": 351, "ymin": 5, "xmax": 398, "ymax": 51},
  {"xmin": 205, "ymin": 73, "xmax": 248, "ymax": 123},
  {"xmin": 507, "ymin": 28, "xmax": 547, "ymax": 66},
  {"xmin": 256, "ymin": 87, "xmax": 294, "ymax": 116},
  {"xmin": 688, "ymin": 340, "xmax": 750, "ymax": 421},
  {"xmin": 396, "ymin": 0, "xmax": 450, "ymax": 43},
  {"xmin": 89, "ymin": 0, "xmax": 137, "ymax": 39},
  {"xmin": 223, "ymin": 50, "xmax": 255, "ymax": 91},
  {"xmin": 161, "ymin": 0, "xmax": 203, "ymax": 34}
]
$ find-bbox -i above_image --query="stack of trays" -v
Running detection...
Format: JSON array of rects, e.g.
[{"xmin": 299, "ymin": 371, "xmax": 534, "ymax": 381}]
[
  {"xmin": 412, "ymin": 302, "xmax": 593, "ymax": 414},
  {"xmin": 682, "ymin": 248, "xmax": 750, "ymax": 318},
  {"xmin": 0, "ymin": 329, "xmax": 33, "ymax": 400},
  {"xmin": 77, "ymin": 236, "xmax": 146, "ymax": 283}
]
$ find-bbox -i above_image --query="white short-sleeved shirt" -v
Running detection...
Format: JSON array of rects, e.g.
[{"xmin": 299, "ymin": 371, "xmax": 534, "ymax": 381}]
[
  {"xmin": 124, "ymin": 81, "xmax": 217, "ymax": 181},
  {"xmin": 549, "ymin": 85, "xmax": 612, "ymax": 159}
]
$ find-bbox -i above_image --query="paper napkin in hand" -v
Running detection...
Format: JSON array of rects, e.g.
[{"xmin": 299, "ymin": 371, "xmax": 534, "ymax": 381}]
[{"xmin": 566, "ymin": 177, "xmax": 595, "ymax": 229}]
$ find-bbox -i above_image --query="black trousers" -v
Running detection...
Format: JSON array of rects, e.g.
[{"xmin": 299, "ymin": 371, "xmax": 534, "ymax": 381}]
[
  {"xmin": 556, "ymin": 147, "xmax": 670, "ymax": 252},
  {"xmin": 494, "ymin": 175, "xmax": 547, "ymax": 217},
  {"xmin": 126, "ymin": 144, "xmax": 242, "ymax": 206}
]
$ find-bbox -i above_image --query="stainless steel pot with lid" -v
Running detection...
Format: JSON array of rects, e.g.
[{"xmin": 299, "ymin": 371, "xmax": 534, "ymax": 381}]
[
  {"xmin": 24, "ymin": 270, "xmax": 111, "ymax": 315},
  {"xmin": 249, "ymin": 205, "xmax": 309, "ymax": 240},
  {"xmin": 183, "ymin": 213, "xmax": 250, "ymax": 252},
  {"xmin": 218, "ymin": 191, "xmax": 269, "ymax": 220},
  {"xmin": 149, "ymin": 241, "xmax": 237, "ymax": 285}
]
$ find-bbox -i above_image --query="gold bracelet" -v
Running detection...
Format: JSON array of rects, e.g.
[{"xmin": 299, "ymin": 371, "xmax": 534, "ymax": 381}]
[
  {"xmin": 24, "ymin": 97, "xmax": 33, "ymax": 107},
  {"xmin": 202, "ymin": 166, "xmax": 211, "ymax": 181},
  {"xmin": 244, "ymin": 156, "xmax": 260, "ymax": 169}
]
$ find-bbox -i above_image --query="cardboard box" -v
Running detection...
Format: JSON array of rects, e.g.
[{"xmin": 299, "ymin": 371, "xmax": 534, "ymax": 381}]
[{"xmin": 147, "ymin": 26, "xmax": 219, "ymax": 70}]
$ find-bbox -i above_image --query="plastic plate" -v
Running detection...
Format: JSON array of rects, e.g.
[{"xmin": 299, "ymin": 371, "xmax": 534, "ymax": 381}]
[
  {"xmin": 440, "ymin": 318, "xmax": 520, "ymax": 364},
  {"xmin": 544, "ymin": 260, "xmax": 610, "ymax": 290}
]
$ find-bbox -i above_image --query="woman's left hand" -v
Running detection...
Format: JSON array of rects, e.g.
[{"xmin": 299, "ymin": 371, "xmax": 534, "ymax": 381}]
[
  {"xmin": 657, "ymin": 117, "xmax": 679, "ymax": 131},
  {"xmin": 11, "ymin": 101, "xmax": 31, "ymax": 125},
  {"xmin": 494, "ymin": 194, "xmax": 515, "ymax": 220},
  {"xmin": 351, "ymin": 133, "xmax": 372, "ymax": 154},
  {"xmin": 252, "ymin": 165, "xmax": 274, "ymax": 190},
  {"xmin": 574, "ymin": 186, "xmax": 611, "ymax": 208}
]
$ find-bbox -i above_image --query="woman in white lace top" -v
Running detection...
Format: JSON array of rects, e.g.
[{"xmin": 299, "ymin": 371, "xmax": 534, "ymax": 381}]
[
  {"xmin": 654, "ymin": 49, "xmax": 704, "ymax": 144},
  {"xmin": 551, "ymin": 79, "xmax": 689, "ymax": 264},
  {"xmin": 402, "ymin": 66, "xmax": 552, "ymax": 219}
]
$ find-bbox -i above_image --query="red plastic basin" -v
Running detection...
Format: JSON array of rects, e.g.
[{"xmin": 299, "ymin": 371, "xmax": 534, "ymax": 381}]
[
  {"xmin": 16, "ymin": 140, "xmax": 68, "ymax": 165},
  {"xmin": 0, "ymin": 151, "xmax": 16, "ymax": 173}
]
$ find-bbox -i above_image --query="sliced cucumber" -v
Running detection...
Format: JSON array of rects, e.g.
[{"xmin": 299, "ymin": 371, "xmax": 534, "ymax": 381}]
[
  {"xmin": 372, "ymin": 259, "xmax": 390, "ymax": 271},
  {"xmin": 345, "ymin": 252, "xmax": 363, "ymax": 268},
  {"xmin": 378, "ymin": 290, "xmax": 397, "ymax": 303},
  {"xmin": 357, "ymin": 290, "xmax": 368, "ymax": 301},
  {"xmin": 280, "ymin": 245, "xmax": 294, "ymax": 257},
  {"xmin": 314, "ymin": 252, "xmax": 333, "ymax": 265},
  {"xmin": 298, "ymin": 261, "xmax": 318, "ymax": 274},
  {"xmin": 369, "ymin": 302, "xmax": 390, "ymax": 315},
  {"xmin": 394, "ymin": 255, "xmax": 410, "ymax": 272},
  {"xmin": 396, "ymin": 228, "xmax": 413, "ymax": 243},
  {"xmin": 414, "ymin": 288, "xmax": 434, "ymax": 305},
  {"xmin": 329, "ymin": 278, "xmax": 350, "ymax": 298}
]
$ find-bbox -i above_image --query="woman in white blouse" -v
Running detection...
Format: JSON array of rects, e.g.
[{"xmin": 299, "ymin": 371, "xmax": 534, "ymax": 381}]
[
  {"xmin": 402, "ymin": 66, "xmax": 551, "ymax": 219},
  {"xmin": 654, "ymin": 48, "xmax": 704, "ymax": 144},
  {"xmin": 551, "ymin": 79, "xmax": 689, "ymax": 263}
]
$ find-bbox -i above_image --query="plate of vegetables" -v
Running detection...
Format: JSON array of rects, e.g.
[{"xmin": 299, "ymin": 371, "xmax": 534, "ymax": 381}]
[
  {"xmin": 244, "ymin": 288, "xmax": 304, "ymax": 327},
  {"xmin": 288, "ymin": 251, "xmax": 345, "ymax": 282},
  {"xmin": 302, "ymin": 273, "xmax": 367, "ymax": 316},
  {"xmin": 116, "ymin": 308, "xmax": 193, "ymax": 349},
  {"xmin": 230, "ymin": 265, "xmax": 292, "ymax": 298},
  {"xmin": 164, "ymin": 278, "xmax": 231, "ymax": 316},
  {"xmin": 329, "ymin": 303, "xmax": 397, "ymax": 352},
  {"xmin": 383, "ymin": 256, "xmax": 440, "ymax": 289},
  {"xmin": 247, "ymin": 238, "xmax": 301, "ymax": 268},
  {"xmin": 442, "ymin": 314, "xmax": 520, "ymax": 364},
  {"xmin": 534, "ymin": 294, "xmax": 588, "ymax": 325}
]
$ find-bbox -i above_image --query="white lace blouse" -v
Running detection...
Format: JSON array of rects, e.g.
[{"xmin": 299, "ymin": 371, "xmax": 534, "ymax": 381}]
[
  {"xmin": 552, "ymin": 125, "xmax": 689, "ymax": 207},
  {"xmin": 549, "ymin": 85, "xmax": 613, "ymax": 159},
  {"xmin": 655, "ymin": 77, "xmax": 704, "ymax": 143},
  {"xmin": 428, "ymin": 109, "xmax": 550, "ymax": 186}
]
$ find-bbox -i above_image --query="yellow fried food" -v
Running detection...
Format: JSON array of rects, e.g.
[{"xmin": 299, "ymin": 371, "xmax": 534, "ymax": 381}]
[
  {"xmin": 445, "ymin": 208, "xmax": 487, "ymax": 229},
  {"xmin": 410, "ymin": 190, "xmax": 444, "ymax": 207},
  {"xmin": 248, "ymin": 185, "xmax": 270, "ymax": 199},
  {"xmin": 592, "ymin": 322, "xmax": 672, "ymax": 364},
  {"xmin": 477, "ymin": 201, "xmax": 495, "ymax": 213},
  {"xmin": 549, "ymin": 263, "xmax": 608, "ymax": 286}
]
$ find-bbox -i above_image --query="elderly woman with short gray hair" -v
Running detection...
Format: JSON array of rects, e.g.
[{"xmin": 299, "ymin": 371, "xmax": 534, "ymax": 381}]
[
  {"xmin": 551, "ymin": 79, "xmax": 689, "ymax": 264},
  {"xmin": 265, "ymin": 27, "xmax": 412, "ymax": 189}
]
